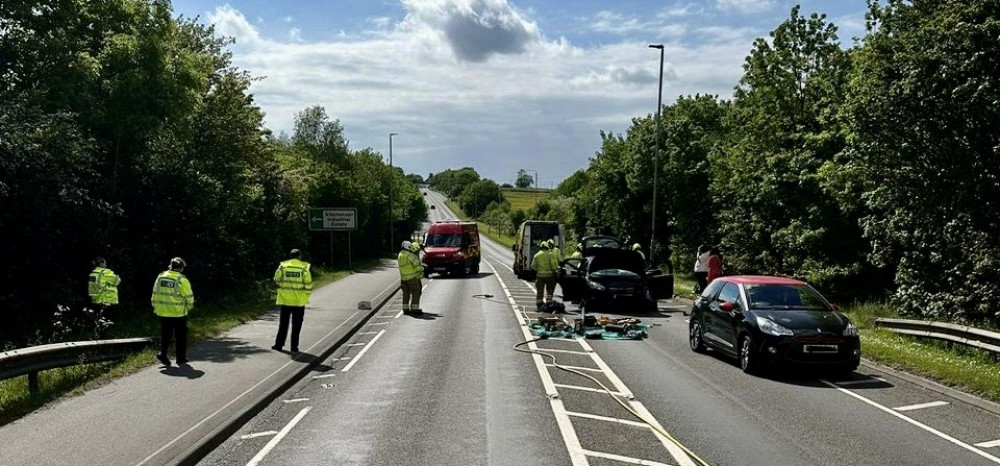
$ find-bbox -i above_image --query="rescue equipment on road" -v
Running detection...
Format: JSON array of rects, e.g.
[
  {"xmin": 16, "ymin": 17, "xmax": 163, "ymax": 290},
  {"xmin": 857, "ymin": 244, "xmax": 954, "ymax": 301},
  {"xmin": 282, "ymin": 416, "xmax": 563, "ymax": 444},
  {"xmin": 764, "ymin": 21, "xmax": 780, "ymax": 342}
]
[{"xmin": 527, "ymin": 315, "xmax": 649, "ymax": 340}]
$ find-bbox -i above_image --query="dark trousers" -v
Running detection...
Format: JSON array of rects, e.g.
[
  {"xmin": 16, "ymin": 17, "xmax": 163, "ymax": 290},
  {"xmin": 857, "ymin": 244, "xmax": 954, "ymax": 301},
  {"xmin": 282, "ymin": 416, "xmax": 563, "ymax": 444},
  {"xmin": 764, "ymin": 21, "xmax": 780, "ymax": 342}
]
[
  {"xmin": 695, "ymin": 272, "xmax": 709, "ymax": 293},
  {"xmin": 159, "ymin": 316, "xmax": 188, "ymax": 361},
  {"xmin": 274, "ymin": 306, "xmax": 305, "ymax": 351}
]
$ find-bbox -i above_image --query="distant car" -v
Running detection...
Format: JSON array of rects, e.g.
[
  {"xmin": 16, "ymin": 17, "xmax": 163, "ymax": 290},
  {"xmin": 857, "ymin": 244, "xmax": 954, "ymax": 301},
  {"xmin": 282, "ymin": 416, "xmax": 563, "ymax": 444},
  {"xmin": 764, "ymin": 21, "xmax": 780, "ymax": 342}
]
[
  {"xmin": 557, "ymin": 237, "xmax": 672, "ymax": 313},
  {"xmin": 688, "ymin": 276, "xmax": 860, "ymax": 375},
  {"xmin": 423, "ymin": 191, "xmax": 427, "ymax": 196},
  {"xmin": 430, "ymin": 205, "xmax": 436, "ymax": 209}
]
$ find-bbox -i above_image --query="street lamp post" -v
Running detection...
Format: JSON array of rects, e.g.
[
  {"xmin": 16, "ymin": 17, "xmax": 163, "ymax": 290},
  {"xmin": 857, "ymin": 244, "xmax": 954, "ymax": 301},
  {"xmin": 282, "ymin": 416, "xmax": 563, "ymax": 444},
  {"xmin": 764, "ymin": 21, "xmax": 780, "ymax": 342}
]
[
  {"xmin": 389, "ymin": 132, "xmax": 398, "ymax": 253},
  {"xmin": 649, "ymin": 44, "xmax": 664, "ymax": 264}
]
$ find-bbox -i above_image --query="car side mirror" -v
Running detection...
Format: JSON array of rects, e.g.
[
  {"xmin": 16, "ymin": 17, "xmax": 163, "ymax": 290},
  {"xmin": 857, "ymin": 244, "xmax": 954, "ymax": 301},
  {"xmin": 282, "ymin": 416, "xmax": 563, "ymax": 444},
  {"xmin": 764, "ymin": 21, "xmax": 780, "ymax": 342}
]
[{"xmin": 719, "ymin": 301, "xmax": 735, "ymax": 312}]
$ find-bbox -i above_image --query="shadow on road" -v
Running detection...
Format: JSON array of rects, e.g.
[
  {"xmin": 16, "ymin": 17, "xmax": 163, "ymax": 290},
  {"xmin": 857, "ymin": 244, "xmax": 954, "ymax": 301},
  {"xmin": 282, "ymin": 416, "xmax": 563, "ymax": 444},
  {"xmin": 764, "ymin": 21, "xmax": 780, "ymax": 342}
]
[
  {"xmin": 159, "ymin": 364, "xmax": 205, "ymax": 379},
  {"xmin": 193, "ymin": 337, "xmax": 270, "ymax": 364}
]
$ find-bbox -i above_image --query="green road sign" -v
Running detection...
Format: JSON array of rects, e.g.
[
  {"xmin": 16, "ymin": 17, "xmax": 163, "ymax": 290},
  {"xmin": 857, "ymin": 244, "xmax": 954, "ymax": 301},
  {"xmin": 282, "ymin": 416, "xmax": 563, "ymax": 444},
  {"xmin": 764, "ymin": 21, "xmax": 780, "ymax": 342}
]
[{"xmin": 308, "ymin": 208, "xmax": 357, "ymax": 231}]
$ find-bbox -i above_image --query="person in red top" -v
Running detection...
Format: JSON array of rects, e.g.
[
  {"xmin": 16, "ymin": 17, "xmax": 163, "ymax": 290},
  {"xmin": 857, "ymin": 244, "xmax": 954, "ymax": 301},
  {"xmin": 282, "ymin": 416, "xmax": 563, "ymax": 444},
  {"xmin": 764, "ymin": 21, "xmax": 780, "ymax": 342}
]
[{"xmin": 707, "ymin": 246, "xmax": 723, "ymax": 284}]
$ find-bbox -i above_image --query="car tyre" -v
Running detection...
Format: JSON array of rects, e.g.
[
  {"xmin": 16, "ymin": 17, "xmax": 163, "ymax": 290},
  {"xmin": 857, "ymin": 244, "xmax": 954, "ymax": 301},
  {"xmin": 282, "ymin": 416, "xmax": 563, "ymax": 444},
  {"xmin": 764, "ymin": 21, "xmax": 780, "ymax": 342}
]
[
  {"xmin": 739, "ymin": 334, "xmax": 762, "ymax": 374},
  {"xmin": 689, "ymin": 320, "xmax": 707, "ymax": 353},
  {"xmin": 471, "ymin": 262, "xmax": 480, "ymax": 274}
]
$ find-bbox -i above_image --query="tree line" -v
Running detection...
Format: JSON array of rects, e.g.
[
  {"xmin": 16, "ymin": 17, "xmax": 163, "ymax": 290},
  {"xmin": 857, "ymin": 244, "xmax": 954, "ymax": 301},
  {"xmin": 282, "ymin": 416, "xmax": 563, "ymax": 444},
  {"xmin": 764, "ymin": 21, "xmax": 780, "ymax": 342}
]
[{"xmin": 0, "ymin": 0, "xmax": 425, "ymax": 347}]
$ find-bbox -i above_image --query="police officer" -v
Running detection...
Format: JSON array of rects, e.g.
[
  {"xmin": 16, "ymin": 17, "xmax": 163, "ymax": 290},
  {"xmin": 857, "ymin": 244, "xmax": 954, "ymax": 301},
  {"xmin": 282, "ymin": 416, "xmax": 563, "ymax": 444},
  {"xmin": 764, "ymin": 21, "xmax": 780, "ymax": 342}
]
[
  {"xmin": 272, "ymin": 249, "xmax": 313, "ymax": 353},
  {"xmin": 398, "ymin": 241, "xmax": 424, "ymax": 315},
  {"xmin": 531, "ymin": 241, "xmax": 558, "ymax": 310},
  {"xmin": 88, "ymin": 257, "xmax": 121, "ymax": 308},
  {"xmin": 151, "ymin": 257, "xmax": 194, "ymax": 366}
]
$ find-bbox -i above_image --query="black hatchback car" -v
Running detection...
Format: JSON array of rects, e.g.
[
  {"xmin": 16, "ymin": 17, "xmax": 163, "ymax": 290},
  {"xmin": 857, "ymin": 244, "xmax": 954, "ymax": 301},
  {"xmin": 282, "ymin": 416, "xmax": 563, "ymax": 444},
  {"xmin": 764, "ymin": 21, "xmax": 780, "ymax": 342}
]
[
  {"xmin": 688, "ymin": 275, "xmax": 860, "ymax": 375},
  {"xmin": 558, "ymin": 236, "xmax": 672, "ymax": 313}
]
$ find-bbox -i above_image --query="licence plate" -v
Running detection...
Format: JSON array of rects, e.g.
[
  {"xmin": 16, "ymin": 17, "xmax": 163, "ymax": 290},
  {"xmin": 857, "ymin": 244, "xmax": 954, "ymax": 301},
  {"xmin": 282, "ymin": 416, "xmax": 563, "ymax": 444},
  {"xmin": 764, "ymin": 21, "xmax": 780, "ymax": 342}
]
[{"xmin": 803, "ymin": 344, "xmax": 838, "ymax": 354}]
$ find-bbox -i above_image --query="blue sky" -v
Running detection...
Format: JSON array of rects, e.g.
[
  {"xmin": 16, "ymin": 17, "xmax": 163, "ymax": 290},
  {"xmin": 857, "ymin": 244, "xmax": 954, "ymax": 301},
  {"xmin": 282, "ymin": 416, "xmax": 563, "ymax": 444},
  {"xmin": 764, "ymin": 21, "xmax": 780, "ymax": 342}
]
[{"xmin": 172, "ymin": 0, "xmax": 867, "ymax": 186}]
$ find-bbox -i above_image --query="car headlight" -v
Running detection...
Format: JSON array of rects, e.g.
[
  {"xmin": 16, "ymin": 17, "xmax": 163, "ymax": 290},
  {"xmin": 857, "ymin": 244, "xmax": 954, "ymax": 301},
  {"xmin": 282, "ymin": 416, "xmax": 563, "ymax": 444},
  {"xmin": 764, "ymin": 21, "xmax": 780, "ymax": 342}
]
[
  {"xmin": 590, "ymin": 282, "xmax": 606, "ymax": 291},
  {"xmin": 843, "ymin": 322, "xmax": 859, "ymax": 336},
  {"xmin": 756, "ymin": 316, "xmax": 794, "ymax": 336}
]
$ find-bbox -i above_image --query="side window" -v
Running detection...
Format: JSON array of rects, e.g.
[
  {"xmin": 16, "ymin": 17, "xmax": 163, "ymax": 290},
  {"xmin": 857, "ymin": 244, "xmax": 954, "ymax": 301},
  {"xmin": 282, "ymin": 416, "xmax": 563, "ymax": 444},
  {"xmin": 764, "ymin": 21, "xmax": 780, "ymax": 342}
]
[
  {"xmin": 700, "ymin": 280, "xmax": 724, "ymax": 299},
  {"xmin": 717, "ymin": 283, "xmax": 739, "ymax": 304}
]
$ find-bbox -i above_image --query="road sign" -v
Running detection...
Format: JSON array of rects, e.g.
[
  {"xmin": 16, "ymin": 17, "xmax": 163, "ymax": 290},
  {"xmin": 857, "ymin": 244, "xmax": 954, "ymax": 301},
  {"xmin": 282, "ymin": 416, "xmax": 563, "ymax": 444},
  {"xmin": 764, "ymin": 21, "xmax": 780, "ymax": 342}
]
[{"xmin": 309, "ymin": 208, "xmax": 357, "ymax": 231}]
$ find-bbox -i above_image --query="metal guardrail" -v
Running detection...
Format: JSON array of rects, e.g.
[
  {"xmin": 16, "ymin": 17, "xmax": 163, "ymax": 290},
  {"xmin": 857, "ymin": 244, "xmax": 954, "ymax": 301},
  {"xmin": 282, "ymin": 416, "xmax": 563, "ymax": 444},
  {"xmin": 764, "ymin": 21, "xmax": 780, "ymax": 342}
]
[
  {"xmin": 0, "ymin": 338, "xmax": 153, "ymax": 393},
  {"xmin": 874, "ymin": 318, "xmax": 1000, "ymax": 360}
]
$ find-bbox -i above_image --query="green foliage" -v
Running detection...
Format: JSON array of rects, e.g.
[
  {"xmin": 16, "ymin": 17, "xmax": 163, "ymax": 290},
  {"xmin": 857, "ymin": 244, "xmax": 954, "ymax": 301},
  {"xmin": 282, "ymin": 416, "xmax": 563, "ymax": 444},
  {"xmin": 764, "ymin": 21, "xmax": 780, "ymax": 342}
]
[
  {"xmin": 553, "ymin": 170, "xmax": 589, "ymax": 198},
  {"xmin": 458, "ymin": 179, "xmax": 505, "ymax": 217},
  {"xmin": 843, "ymin": 0, "xmax": 1000, "ymax": 323},
  {"xmin": 427, "ymin": 167, "xmax": 481, "ymax": 198},
  {"xmin": 515, "ymin": 169, "xmax": 534, "ymax": 188}
]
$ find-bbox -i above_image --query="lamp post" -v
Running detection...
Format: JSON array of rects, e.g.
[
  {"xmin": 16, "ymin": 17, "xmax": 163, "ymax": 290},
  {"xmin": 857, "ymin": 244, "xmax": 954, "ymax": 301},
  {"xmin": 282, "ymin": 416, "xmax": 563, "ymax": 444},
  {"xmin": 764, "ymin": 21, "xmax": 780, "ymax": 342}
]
[
  {"xmin": 648, "ymin": 44, "xmax": 664, "ymax": 264},
  {"xmin": 389, "ymin": 132, "xmax": 398, "ymax": 253}
]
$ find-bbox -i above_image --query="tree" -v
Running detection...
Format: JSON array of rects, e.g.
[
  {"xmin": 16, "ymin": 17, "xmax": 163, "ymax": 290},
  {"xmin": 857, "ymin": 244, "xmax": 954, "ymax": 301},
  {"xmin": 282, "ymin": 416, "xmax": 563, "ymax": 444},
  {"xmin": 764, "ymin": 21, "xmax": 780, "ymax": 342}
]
[
  {"xmin": 515, "ymin": 169, "xmax": 533, "ymax": 188},
  {"xmin": 843, "ymin": 0, "xmax": 1000, "ymax": 323},
  {"xmin": 458, "ymin": 179, "xmax": 505, "ymax": 217}
]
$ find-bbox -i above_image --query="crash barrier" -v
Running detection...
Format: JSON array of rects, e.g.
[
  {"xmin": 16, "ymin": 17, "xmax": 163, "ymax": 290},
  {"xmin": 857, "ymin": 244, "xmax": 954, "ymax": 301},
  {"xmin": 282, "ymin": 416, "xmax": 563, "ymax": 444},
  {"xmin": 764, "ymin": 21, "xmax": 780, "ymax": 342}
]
[
  {"xmin": 874, "ymin": 318, "xmax": 1000, "ymax": 360},
  {"xmin": 0, "ymin": 337, "xmax": 153, "ymax": 393},
  {"xmin": 529, "ymin": 315, "xmax": 649, "ymax": 340}
]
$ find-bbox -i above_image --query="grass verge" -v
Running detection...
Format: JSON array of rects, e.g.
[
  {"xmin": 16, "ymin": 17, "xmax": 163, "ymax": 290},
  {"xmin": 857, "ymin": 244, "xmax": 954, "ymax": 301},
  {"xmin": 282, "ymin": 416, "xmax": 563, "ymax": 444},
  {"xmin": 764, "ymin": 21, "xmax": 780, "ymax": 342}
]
[
  {"xmin": 844, "ymin": 302, "xmax": 1000, "ymax": 404},
  {"xmin": 445, "ymin": 200, "xmax": 516, "ymax": 248},
  {"xmin": 0, "ymin": 259, "xmax": 382, "ymax": 426}
]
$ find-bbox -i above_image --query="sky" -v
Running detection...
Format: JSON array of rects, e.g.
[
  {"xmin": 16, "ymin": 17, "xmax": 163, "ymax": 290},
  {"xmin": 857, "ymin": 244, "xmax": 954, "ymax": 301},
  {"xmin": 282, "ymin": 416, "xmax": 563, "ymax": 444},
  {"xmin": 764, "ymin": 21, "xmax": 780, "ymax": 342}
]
[{"xmin": 171, "ymin": 0, "xmax": 868, "ymax": 187}]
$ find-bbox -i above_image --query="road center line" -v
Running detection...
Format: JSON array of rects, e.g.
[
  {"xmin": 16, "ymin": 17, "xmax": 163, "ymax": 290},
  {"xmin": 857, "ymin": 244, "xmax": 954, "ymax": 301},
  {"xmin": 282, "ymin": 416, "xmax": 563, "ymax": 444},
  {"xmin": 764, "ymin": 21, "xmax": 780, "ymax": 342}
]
[
  {"xmin": 245, "ymin": 406, "xmax": 311, "ymax": 466},
  {"xmin": 819, "ymin": 379, "xmax": 1000, "ymax": 463},
  {"xmin": 582, "ymin": 449, "xmax": 674, "ymax": 466},
  {"xmin": 282, "ymin": 398, "xmax": 309, "ymax": 404},
  {"xmin": 565, "ymin": 410, "xmax": 649, "ymax": 428},
  {"xmin": 240, "ymin": 431, "xmax": 277, "ymax": 440},
  {"xmin": 341, "ymin": 329, "xmax": 385, "ymax": 372},
  {"xmin": 893, "ymin": 401, "xmax": 949, "ymax": 411}
]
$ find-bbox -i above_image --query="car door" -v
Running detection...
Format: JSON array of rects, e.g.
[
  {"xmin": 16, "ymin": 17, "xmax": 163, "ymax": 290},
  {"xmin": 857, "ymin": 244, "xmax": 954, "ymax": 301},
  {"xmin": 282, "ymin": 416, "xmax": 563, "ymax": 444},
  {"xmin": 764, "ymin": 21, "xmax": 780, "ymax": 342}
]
[
  {"xmin": 645, "ymin": 269, "xmax": 674, "ymax": 300},
  {"xmin": 705, "ymin": 282, "xmax": 741, "ymax": 353},
  {"xmin": 557, "ymin": 257, "xmax": 587, "ymax": 302}
]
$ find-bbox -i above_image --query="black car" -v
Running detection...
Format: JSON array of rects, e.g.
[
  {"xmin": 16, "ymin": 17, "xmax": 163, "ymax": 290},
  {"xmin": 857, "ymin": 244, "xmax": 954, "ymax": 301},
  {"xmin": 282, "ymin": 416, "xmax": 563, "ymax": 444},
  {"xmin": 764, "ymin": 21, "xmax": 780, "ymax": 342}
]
[
  {"xmin": 557, "ymin": 236, "xmax": 673, "ymax": 313},
  {"xmin": 688, "ymin": 275, "xmax": 861, "ymax": 375}
]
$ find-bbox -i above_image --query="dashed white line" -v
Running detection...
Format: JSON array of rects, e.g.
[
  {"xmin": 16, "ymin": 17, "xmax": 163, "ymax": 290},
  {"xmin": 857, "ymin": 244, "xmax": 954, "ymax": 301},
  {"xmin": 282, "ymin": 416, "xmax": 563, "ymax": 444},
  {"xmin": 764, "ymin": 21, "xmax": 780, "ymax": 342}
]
[
  {"xmin": 312, "ymin": 374, "xmax": 336, "ymax": 379},
  {"xmin": 819, "ymin": 379, "xmax": 1000, "ymax": 464},
  {"xmin": 977, "ymin": 439, "xmax": 1000, "ymax": 449},
  {"xmin": 565, "ymin": 410, "xmax": 649, "ymax": 428},
  {"xmin": 893, "ymin": 401, "xmax": 949, "ymax": 412},
  {"xmin": 545, "ymin": 363, "xmax": 604, "ymax": 373},
  {"xmin": 345, "ymin": 343, "xmax": 366, "ymax": 347},
  {"xmin": 245, "ymin": 406, "xmax": 311, "ymax": 466},
  {"xmin": 536, "ymin": 348, "xmax": 592, "ymax": 356},
  {"xmin": 341, "ymin": 329, "xmax": 386, "ymax": 372},
  {"xmin": 582, "ymin": 449, "xmax": 674, "ymax": 466},
  {"xmin": 553, "ymin": 383, "xmax": 628, "ymax": 397},
  {"xmin": 358, "ymin": 331, "xmax": 379, "ymax": 335},
  {"xmin": 282, "ymin": 398, "xmax": 309, "ymax": 404},
  {"xmin": 240, "ymin": 431, "xmax": 278, "ymax": 440}
]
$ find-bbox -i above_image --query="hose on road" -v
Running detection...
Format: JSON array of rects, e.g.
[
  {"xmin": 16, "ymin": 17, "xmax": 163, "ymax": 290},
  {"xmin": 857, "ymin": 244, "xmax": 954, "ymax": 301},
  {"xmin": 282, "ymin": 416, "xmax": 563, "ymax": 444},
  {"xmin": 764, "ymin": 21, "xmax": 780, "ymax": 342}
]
[{"xmin": 514, "ymin": 338, "xmax": 712, "ymax": 466}]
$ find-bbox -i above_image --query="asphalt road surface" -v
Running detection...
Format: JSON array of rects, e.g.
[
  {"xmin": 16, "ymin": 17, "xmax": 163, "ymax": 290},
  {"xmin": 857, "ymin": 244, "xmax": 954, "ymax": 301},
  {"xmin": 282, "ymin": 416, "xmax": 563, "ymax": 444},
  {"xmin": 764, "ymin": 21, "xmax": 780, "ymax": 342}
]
[{"xmin": 198, "ymin": 191, "xmax": 1000, "ymax": 466}]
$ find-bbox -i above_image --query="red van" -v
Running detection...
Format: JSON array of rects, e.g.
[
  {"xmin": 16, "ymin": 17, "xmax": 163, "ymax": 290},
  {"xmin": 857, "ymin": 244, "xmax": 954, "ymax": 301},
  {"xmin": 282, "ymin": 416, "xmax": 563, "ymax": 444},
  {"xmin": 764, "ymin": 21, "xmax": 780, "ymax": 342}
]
[{"xmin": 422, "ymin": 221, "xmax": 481, "ymax": 277}]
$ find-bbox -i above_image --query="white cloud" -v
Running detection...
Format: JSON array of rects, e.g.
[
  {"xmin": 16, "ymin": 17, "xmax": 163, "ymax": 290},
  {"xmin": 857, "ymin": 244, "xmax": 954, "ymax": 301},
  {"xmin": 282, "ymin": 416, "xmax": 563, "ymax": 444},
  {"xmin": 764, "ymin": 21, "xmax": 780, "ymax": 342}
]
[
  {"xmin": 288, "ymin": 27, "xmax": 302, "ymax": 42},
  {"xmin": 283, "ymin": 16, "xmax": 293, "ymax": 23},
  {"xmin": 367, "ymin": 16, "xmax": 392, "ymax": 29},
  {"xmin": 589, "ymin": 11, "xmax": 648, "ymax": 34},
  {"xmin": 201, "ymin": 2, "xmax": 750, "ymax": 183},
  {"xmin": 715, "ymin": 0, "xmax": 774, "ymax": 13}
]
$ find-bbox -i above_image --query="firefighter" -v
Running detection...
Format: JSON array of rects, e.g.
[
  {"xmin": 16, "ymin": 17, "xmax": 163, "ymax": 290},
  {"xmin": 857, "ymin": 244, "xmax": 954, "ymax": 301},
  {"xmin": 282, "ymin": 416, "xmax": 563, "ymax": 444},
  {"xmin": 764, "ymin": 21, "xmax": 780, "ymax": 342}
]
[
  {"xmin": 398, "ymin": 241, "xmax": 424, "ymax": 315},
  {"xmin": 632, "ymin": 243, "xmax": 645, "ymax": 261},
  {"xmin": 548, "ymin": 239, "xmax": 563, "ymax": 264},
  {"xmin": 570, "ymin": 242, "xmax": 583, "ymax": 259},
  {"xmin": 151, "ymin": 257, "xmax": 194, "ymax": 366},
  {"xmin": 88, "ymin": 257, "xmax": 121, "ymax": 308},
  {"xmin": 531, "ymin": 240, "xmax": 558, "ymax": 310},
  {"xmin": 272, "ymin": 249, "xmax": 313, "ymax": 353}
]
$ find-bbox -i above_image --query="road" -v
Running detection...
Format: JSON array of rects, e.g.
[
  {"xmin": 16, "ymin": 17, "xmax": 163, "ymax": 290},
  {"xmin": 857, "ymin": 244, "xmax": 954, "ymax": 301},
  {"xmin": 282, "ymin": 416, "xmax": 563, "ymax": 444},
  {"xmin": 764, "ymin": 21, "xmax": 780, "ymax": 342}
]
[{"xmin": 199, "ymin": 191, "xmax": 1000, "ymax": 466}]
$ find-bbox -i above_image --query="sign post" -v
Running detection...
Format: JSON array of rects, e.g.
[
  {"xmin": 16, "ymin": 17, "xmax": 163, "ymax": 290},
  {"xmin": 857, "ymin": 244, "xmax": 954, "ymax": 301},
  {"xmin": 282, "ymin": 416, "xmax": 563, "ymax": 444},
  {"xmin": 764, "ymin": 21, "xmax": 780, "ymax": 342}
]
[{"xmin": 309, "ymin": 208, "xmax": 357, "ymax": 266}]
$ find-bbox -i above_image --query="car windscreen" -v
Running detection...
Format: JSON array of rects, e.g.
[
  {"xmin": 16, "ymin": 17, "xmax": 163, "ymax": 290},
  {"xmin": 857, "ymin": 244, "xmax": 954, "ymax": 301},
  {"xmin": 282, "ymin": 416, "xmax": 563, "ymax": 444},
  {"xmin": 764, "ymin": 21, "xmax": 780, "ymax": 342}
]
[
  {"xmin": 425, "ymin": 233, "xmax": 461, "ymax": 247},
  {"xmin": 583, "ymin": 237, "xmax": 620, "ymax": 249},
  {"xmin": 746, "ymin": 284, "xmax": 827, "ymax": 310}
]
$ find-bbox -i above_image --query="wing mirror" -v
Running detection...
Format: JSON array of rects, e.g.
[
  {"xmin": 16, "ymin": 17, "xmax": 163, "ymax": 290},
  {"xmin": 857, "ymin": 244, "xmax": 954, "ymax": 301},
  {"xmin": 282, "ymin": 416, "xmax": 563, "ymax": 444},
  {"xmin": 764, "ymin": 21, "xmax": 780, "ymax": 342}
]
[{"xmin": 719, "ymin": 301, "xmax": 735, "ymax": 312}]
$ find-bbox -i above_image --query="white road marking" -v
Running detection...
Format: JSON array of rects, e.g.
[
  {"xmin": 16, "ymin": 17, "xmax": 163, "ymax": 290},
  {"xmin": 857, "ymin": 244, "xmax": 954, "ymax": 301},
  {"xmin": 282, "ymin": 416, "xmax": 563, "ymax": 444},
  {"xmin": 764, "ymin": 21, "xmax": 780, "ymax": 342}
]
[
  {"xmin": 583, "ymin": 449, "xmax": 674, "ymax": 466},
  {"xmin": 394, "ymin": 310, "xmax": 404, "ymax": 319},
  {"xmin": 483, "ymin": 260, "xmax": 589, "ymax": 465},
  {"xmin": 312, "ymin": 374, "xmax": 336, "ymax": 379},
  {"xmin": 893, "ymin": 401, "xmax": 949, "ymax": 412},
  {"xmin": 565, "ymin": 410, "xmax": 649, "ymax": 428},
  {"xmin": 536, "ymin": 348, "xmax": 592, "ymax": 356},
  {"xmin": 341, "ymin": 329, "xmax": 386, "ymax": 372},
  {"xmin": 819, "ymin": 379, "xmax": 1000, "ymax": 464},
  {"xmin": 553, "ymin": 383, "xmax": 628, "ymax": 397},
  {"xmin": 240, "ymin": 431, "xmax": 278, "ymax": 440},
  {"xmin": 358, "ymin": 331, "xmax": 380, "ymax": 335},
  {"xmin": 282, "ymin": 398, "xmax": 309, "ymax": 404},
  {"xmin": 135, "ymin": 310, "xmax": 362, "ymax": 466},
  {"xmin": 835, "ymin": 377, "xmax": 887, "ymax": 386},
  {"xmin": 545, "ymin": 363, "xmax": 604, "ymax": 373},
  {"xmin": 977, "ymin": 440, "xmax": 1000, "ymax": 449},
  {"xmin": 375, "ymin": 315, "xmax": 395, "ymax": 319},
  {"xmin": 345, "ymin": 343, "xmax": 366, "ymax": 347},
  {"xmin": 245, "ymin": 406, "xmax": 311, "ymax": 466},
  {"xmin": 331, "ymin": 356, "xmax": 352, "ymax": 361},
  {"xmin": 369, "ymin": 321, "xmax": 391, "ymax": 326}
]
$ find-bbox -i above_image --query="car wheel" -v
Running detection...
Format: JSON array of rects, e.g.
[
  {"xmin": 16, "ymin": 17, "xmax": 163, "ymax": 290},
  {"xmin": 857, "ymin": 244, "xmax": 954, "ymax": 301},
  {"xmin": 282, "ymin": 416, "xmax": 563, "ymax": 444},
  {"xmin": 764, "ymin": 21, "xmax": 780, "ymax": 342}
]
[
  {"xmin": 739, "ymin": 334, "xmax": 761, "ymax": 374},
  {"xmin": 689, "ymin": 321, "xmax": 706, "ymax": 353},
  {"xmin": 471, "ymin": 263, "xmax": 480, "ymax": 274}
]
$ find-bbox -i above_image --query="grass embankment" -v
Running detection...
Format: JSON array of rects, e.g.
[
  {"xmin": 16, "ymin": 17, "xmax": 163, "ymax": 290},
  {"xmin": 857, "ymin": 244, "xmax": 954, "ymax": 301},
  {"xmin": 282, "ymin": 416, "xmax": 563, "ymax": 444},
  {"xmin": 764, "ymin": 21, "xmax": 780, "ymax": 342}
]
[
  {"xmin": 0, "ymin": 260, "xmax": 380, "ymax": 426},
  {"xmin": 503, "ymin": 188, "xmax": 549, "ymax": 213}
]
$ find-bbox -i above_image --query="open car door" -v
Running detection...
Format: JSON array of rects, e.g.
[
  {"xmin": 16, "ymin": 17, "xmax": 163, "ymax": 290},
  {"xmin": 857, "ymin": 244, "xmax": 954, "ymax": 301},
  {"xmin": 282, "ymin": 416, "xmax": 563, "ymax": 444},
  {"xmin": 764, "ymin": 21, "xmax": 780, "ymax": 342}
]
[
  {"xmin": 645, "ymin": 268, "xmax": 674, "ymax": 300},
  {"xmin": 557, "ymin": 258, "xmax": 586, "ymax": 302}
]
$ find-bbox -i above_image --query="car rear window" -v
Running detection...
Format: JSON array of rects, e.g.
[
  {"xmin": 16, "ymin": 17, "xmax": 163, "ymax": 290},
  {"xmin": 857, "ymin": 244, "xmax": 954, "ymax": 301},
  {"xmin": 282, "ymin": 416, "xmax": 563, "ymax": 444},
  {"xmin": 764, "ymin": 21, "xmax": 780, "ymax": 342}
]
[{"xmin": 746, "ymin": 284, "xmax": 827, "ymax": 310}]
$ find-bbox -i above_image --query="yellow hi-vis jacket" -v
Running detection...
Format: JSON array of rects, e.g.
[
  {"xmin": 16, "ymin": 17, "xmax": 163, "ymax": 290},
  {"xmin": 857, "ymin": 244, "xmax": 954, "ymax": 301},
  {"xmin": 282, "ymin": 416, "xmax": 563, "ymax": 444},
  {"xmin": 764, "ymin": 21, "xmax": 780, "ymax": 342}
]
[
  {"xmin": 531, "ymin": 250, "xmax": 559, "ymax": 278},
  {"xmin": 89, "ymin": 267, "xmax": 121, "ymax": 305},
  {"xmin": 398, "ymin": 249, "xmax": 423, "ymax": 280},
  {"xmin": 274, "ymin": 259, "xmax": 313, "ymax": 307},
  {"xmin": 151, "ymin": 270, "xmax": 194, "ymax": 317}
]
